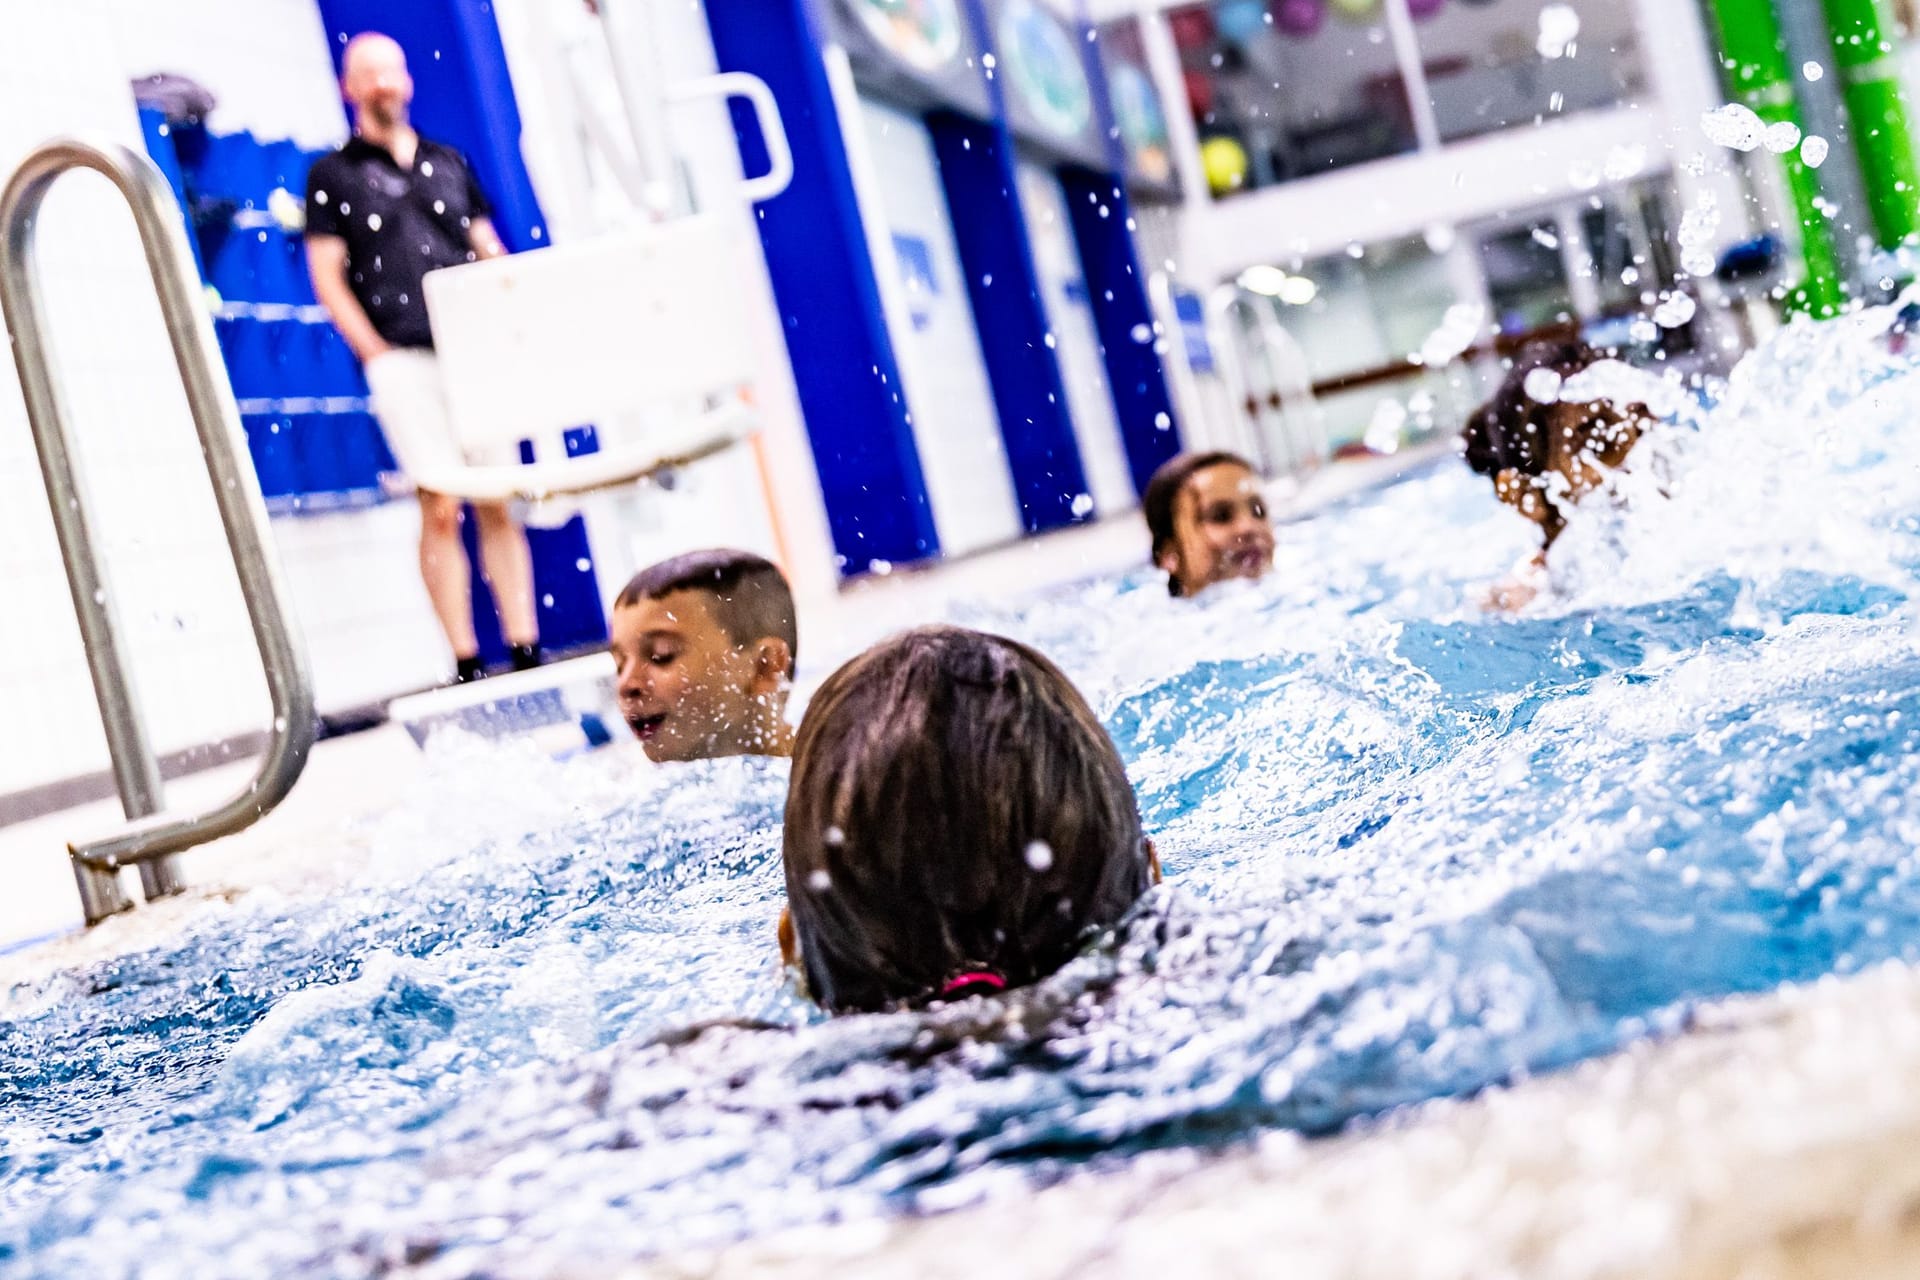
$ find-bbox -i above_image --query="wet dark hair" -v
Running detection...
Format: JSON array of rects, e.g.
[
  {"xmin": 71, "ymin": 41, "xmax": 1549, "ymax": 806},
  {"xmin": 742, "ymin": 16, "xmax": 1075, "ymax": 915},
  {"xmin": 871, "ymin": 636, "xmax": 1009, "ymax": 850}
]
[
  {"xmin": 1142, "ymin": 451, "xmax": 1257, "ymax": 596},
  {"xmin": 1463, "ymin": 340, "xmax": 1647, "ymax": 544},
  {"xmin": 783, "ymin": 626, "xmax": 1153, "ymax": 1014},
  {"xmin": 615, "ymin": 549, "xmax": 796, "ymax": 673}
]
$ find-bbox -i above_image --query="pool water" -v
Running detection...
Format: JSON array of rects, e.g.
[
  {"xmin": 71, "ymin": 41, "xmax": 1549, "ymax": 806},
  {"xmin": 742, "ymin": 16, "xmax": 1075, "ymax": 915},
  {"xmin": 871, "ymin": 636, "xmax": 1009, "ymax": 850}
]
[{"xmin": 7, "ymin": 309, "xmax": 1920, "ymax": 1276}]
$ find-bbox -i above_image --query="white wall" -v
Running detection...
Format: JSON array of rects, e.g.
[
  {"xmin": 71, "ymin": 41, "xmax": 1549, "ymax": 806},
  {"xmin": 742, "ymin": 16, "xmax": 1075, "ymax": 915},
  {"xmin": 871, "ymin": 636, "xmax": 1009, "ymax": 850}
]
[
  {"xmin": 0, "ymin": 2, "xmax": 275, "ymax": 796},
  {"xmin": 106, "ymin": 0, "xmax": 347, "ymax": 147}
]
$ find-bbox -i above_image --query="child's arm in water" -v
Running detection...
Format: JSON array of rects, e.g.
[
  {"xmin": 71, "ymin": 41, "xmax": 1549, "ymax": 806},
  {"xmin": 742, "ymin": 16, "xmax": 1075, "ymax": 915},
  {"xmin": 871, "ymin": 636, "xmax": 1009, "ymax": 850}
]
[{"xmin": 1480, "ymin": 550, "xmax": 1549, "ymax": 613}]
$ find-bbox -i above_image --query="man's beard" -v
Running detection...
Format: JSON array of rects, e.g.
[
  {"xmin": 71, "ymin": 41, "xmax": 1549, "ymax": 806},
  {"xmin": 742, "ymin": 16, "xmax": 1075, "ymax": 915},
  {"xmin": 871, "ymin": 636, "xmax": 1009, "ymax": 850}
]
[{"xmin": 365, "ymin": 100, "xmax": 406, "ymax": 130}]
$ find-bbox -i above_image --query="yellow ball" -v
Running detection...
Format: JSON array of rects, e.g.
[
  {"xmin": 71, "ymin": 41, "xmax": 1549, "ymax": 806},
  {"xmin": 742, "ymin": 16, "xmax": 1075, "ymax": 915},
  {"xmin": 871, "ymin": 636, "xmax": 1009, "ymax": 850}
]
[
  {"xmin": 1329, "ymin": 0, "xmax": 1381, "ymax": 18},
  {"xmin": 1201, "ymin": 136, "xmax": 1250, "ymax": 197}
]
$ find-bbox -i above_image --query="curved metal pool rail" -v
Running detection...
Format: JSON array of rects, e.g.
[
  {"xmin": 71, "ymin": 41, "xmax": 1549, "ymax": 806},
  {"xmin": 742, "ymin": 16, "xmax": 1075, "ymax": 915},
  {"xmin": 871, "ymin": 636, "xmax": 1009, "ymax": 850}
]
[{"xmin": 0, "ymin": 137, "xmax": 315, "ymax": 924}]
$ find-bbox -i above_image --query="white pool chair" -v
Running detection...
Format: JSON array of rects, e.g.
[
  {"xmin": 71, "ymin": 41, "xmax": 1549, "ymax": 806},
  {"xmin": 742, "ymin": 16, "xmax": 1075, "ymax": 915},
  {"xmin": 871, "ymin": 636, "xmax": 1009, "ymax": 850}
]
[{"xmin": 419, "ymin": 212, "xmax": 764, "ymax": 503}]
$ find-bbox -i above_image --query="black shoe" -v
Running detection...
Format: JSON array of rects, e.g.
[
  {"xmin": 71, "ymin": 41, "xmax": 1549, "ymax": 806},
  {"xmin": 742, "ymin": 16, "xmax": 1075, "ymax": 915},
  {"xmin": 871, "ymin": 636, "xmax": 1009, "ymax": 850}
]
[
  {"xmin": 509, "ymin": 642, "xmax": 544, "ymax": 673},
  {"xmin": 455, "ymin": 655, "xmax": 488, "ymax": 684}
]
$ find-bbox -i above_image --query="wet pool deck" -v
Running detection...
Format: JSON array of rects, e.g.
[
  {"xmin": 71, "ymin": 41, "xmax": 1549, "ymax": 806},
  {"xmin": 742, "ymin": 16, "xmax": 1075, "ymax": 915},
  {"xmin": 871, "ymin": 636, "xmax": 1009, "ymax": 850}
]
[{"xmin": 26, "ymin": 438, "xmax": 1912, "ymax": 1278}]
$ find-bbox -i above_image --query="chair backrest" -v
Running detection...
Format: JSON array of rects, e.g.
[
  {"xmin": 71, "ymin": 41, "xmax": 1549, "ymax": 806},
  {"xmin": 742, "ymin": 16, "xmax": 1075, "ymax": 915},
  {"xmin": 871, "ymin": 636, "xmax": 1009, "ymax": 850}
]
[{"xmin": 424, "ymin": 214, "xmax": 756, "ymax": 451}]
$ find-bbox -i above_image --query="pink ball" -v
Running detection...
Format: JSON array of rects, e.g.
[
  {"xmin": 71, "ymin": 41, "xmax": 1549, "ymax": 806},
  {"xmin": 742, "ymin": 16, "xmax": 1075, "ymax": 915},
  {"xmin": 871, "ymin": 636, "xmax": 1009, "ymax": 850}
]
[
  {"xmin": 1274, "ymin": 0, "xmax": 1326, "ymax": 38},
  {"xmin": 1407, "ymin": 0, "xmax": 1445, "ymax": 18}
]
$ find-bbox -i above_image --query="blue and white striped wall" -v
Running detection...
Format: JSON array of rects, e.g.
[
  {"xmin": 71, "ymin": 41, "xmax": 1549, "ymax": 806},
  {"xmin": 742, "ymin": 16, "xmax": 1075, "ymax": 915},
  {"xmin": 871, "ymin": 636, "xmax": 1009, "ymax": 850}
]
[{"xmin": 705, "ymin": 0, "xmax": 1182, "ymax": 576}]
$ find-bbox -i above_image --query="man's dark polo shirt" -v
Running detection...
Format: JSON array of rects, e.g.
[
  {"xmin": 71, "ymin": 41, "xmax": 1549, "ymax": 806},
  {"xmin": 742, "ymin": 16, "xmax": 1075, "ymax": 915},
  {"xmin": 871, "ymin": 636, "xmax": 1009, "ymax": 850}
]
[{"xmin": 304, "ymin": 135, "xmax": 491, "ymax": 350}]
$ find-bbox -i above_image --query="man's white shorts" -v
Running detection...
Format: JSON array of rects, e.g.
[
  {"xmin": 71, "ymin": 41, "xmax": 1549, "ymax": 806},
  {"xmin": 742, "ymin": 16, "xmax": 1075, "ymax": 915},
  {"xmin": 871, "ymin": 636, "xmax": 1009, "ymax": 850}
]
[{"xmin": 364, "ymin": 348, "xmax": 520, "ymax": 489}]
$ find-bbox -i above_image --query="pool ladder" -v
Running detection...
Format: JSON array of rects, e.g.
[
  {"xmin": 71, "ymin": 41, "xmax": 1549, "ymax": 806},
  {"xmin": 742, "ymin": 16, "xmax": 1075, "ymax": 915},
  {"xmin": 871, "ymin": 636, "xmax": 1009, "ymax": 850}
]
[{"xmin": 0, "ymin": 138, "xmax": 314, "ymax": 925}]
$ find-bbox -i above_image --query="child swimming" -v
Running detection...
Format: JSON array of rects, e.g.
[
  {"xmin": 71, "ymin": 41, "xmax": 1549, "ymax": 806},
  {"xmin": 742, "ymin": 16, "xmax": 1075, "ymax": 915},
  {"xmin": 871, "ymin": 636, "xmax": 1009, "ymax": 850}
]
[
  {"xmin": 1463, "ymin": 340, "xmax": 1654, "ymax": 610},
  {"xmin": 607, "ymin": 549, "xmax": 798, "ymax": 763},
  {"xmin": 1142, "ymin": 451, "xmax": 1277, "ymax": 597},
  {"xmin": 780, "ymin": 626, "xmax": 1159, "ymax": 1013}
]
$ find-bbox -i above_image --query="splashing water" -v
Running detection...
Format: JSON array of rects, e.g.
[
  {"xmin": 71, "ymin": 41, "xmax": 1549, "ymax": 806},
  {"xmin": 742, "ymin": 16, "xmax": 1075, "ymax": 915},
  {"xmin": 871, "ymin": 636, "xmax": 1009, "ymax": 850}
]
[{"xmin": 8, "ymin": 310, "xmax": 1920, "ymax": 1276}]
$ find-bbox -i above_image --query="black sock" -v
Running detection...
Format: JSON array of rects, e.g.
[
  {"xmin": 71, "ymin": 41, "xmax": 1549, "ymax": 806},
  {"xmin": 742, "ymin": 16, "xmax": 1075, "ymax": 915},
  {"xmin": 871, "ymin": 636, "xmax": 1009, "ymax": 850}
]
[
  {"xmin": 455, "ymin": 654, "xmax": 487, "ymax": 684},
  {"xmin": 509, "ymin": 642, "xmax": 543, "ymax": 672}
]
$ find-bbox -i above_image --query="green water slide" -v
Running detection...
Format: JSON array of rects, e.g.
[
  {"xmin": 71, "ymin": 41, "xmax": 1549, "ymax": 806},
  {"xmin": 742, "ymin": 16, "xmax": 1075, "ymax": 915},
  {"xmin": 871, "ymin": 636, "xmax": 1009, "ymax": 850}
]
[
  {"xmin": 1704, "ymin": 0, "xmax": 1847, "ymax": 315},
  {"xmin": 1818, "ymin": 0, "xmax": 1920, "ymax": 248}
]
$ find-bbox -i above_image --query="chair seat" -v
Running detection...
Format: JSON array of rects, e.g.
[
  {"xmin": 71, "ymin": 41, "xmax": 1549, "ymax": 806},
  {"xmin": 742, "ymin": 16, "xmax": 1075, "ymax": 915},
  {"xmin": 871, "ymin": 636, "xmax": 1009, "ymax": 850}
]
[{"xmin": 401, "ymin": 399, "xmax": 753, "ymax": 502}]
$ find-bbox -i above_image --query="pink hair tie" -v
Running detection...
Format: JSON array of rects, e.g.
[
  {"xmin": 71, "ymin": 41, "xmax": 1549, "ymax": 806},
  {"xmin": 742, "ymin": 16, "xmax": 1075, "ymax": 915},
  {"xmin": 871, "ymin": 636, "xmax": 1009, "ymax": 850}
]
[{"xmin": 940, "ymin": 971, "xmax": 1008, "ymax": 998}]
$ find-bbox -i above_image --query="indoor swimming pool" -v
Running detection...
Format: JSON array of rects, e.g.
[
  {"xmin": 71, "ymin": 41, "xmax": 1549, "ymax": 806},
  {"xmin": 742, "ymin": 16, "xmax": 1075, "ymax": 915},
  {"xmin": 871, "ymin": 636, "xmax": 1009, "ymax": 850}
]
[{"xmin": 6, "ymin": 307, "xmax": 1920, "ymax": 1277}]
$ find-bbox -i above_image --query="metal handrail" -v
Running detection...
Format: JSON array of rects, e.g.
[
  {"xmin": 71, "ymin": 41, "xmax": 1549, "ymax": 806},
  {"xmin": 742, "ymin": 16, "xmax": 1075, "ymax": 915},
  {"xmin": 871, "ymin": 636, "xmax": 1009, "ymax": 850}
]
[{"xmin": 0, "ymin": 137, "xmax": 315, "ymax": 925}]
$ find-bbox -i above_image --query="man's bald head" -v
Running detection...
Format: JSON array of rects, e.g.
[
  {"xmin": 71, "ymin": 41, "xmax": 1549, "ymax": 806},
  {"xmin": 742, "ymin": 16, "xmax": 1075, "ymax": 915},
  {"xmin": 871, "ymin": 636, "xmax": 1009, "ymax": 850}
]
[{"xmin": 341, "ymin": 33, "xmax": 412, "ymax": 131}]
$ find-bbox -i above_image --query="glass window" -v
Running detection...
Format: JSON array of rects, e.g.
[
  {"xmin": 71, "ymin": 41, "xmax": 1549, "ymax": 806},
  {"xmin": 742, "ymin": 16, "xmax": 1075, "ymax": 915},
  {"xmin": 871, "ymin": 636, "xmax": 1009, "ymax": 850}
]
[
  {"xmin": 1169, "ymin": 1, "xmax": 1418, "ymax": 199},
  {"xmin": 1480, "ymin": 219, "xmax": 1572, "ymax": 335},
  {"xmin": 1261, "ymin": 235, "xmax": 1486, "ymax": 451},
  {"xmin": 1412, "ymin": 0, "xmax": 1648, "ymax": 143}
]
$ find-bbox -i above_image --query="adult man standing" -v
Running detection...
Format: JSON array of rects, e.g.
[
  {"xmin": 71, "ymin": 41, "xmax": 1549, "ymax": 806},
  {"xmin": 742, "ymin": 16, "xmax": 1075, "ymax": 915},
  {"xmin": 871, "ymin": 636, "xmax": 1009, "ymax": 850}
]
[{"xmin": 305, "ymin": 32, "xmax": 542, "ymax": 683}]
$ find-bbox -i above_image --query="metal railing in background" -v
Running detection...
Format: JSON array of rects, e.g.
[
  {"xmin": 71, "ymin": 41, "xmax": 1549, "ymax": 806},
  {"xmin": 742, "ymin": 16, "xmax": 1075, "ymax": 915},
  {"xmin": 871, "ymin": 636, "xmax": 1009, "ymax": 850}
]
[{"xmin": 0, "ymin": 137, "xmax": 314, "ymax": 925}]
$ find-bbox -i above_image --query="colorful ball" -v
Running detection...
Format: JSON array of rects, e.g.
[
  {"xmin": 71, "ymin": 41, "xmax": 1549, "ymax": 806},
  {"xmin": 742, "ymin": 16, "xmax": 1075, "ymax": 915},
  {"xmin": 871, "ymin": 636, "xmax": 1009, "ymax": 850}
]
[
  {"xmin": 1328, "ymin": 0, "xmax": 1381, "ymax": 20},
  {"xmin": 1407, "ymin": 0, "xmax": 1445, "ymax": 17},
  {"xmin": 1217, "ymin": 0, "xmax": 1269, "ymax": 42},
  {"xmin": 1274, "ymin": 0, "xmax": 1326, "ymax": 38},
  {"xmin": 1201, "ymin": 135, "xmax": 1250, "ymax": 196}
]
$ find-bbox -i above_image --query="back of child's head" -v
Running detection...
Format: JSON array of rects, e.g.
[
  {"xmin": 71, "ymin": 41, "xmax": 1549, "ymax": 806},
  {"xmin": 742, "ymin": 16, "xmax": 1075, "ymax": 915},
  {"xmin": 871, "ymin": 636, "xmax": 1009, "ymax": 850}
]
[
  {"xmin": 1464, "ymin": 338, "xmax": 1615, "ymax": 481},
  {"xmin": 783, "ymin": 626, "xmax": 1152, "ymax": 1013},
  {"xmin": 615, "ymin": 549, "xmax": 797, "ymax": 675},
  {"xmin": 1464, "ymin": 339, "xmax": 1650, "ymax": 547},
  {"xmin": 1143, "ymin": 450, "xmax": 1255, "ymax": 565}
]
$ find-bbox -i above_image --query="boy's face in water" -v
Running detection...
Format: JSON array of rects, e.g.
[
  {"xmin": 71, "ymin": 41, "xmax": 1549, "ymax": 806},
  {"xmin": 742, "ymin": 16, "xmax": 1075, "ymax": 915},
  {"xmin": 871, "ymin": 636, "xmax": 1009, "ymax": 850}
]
[
  {"xmin": 609, "ymin": 590, "xmax": 788, "ymax": 763},
  {"xmin": 1161, "ymin": 463, "xmax": 1276, "ymax": 597}
]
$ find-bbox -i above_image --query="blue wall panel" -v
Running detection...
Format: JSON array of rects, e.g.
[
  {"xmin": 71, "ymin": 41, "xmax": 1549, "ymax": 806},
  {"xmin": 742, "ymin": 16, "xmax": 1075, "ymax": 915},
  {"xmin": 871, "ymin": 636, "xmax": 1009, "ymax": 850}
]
[
  {"xmin": 705, "ymin": 0, "xmax": 940, "ymax": 573},
  {"xmin": 1060, "ymin": 167, "xmax": 1182, "ymax": 495},
  {"xmin": 927, "ymin": 110, "xmax": 1090, "ymax": 531}
]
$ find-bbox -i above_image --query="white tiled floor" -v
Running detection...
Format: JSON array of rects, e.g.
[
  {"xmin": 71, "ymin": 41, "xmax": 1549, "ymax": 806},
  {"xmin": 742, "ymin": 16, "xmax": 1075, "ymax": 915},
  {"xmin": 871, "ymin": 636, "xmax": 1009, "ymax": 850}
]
[{"xmin": 0, "ymin": 446, "xmax": 1450, "ymax": 960}]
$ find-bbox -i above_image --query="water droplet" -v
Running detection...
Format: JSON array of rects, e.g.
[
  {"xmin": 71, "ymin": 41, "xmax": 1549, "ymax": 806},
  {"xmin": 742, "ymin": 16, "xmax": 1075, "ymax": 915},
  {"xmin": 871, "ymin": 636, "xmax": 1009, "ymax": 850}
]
[
  {"xmin": 575, "ymin": 557, "xmax": 592, "ymax": 572},
  {"xmin": 367, "ymin": 213, "xmax": 383, "ymax": 231},
  {"xmin": 808, "ymin": 869, "xmax": 832, "ymax": 891},
  {"xmin": 1071, "ymin": 493, "xmax": 1095, "ymax": 518},
  {"xmin": 824, "ymin": 826, "xmax": 845, "ymax": 847},
  {"xmin": 1653, "ymin": 293, "xmax": 1697, "ymax": 329},
  {"xmin": 1702, "ymin": 103, "xmax": 1766, "ymax": 152},
  {"xmin": 1025, "ymin": 841, "xmax": 1054, "ymax": 871}
]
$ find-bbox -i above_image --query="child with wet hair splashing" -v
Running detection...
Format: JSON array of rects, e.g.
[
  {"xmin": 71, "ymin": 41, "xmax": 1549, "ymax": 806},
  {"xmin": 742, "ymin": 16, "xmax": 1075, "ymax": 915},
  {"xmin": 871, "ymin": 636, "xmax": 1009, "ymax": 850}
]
[
  {"xmin": 779, "ymin": 626, "xmax": 1159, "ymax": 1013},
  {"xmin": 1463, "ymin": 338, "xmax": 1655, "ymax": 610}
]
